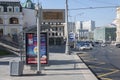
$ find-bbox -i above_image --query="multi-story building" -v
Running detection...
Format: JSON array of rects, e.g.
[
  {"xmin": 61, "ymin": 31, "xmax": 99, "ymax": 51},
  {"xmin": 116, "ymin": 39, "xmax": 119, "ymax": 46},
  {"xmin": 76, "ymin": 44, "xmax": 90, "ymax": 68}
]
[
  {"xmin": 74, "ymin": 20, "xmax": 95, "ymax": 40},
  {"xmin": 94, "ymin": 27, "xmax": 116, "ymax": 42},
  {"xmin": 21, "ymin": 0, "xmax": 66, "ymax": 45},
  {"xmin": 42, "ymin": 9, "xmax": 65, "ymax": 45},
  {"xmin": 68, "ymin": 22, "xmax": 75, "ymax": 33},
  {"xmin": 115, "ymin": 7, "xmax": 120, "ymax": 42},
  {"xmin": 82, "ymin": 20, "xmax": 95, "ymax": 32},
  {"xmin": 75, "ymin": 21, "xmax": 82, "ymax": 33},
  {"xmin": 0, "ymin": 0, "xmax": 23, "ymax": 37}
]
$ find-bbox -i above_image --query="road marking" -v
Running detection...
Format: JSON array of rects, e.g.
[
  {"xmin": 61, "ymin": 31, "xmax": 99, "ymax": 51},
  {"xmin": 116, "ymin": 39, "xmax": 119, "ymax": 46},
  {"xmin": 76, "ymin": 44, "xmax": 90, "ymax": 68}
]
[
  {"xmin": 84, "ymin": 60, "xmax": 105, "ymax": 65},
  {"xmin": 89, "ymin": 65, "xmax": 116, "ymax": 71},
  {"xmin": 79, "ymin": 54, "xmax": 89, "ymax": 56},
  {"xmin": 101, "ymin": 77, "xmax": 112, "ymax": 80},
  {"xmin": 98, "ymin": 70, "xmax": 120, "ymax": 78}
]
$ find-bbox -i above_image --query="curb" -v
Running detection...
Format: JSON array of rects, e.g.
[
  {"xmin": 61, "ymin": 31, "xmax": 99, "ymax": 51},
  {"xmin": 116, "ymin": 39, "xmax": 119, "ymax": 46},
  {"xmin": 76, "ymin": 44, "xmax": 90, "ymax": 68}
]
[{"xmin": 72, "ymin": 53, "xmax": 98, "ymax": 80}]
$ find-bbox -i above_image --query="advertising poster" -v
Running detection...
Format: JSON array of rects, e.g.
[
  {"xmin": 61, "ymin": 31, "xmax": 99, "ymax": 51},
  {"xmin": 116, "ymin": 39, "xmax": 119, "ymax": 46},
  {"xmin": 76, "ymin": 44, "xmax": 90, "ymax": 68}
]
[{"xmin": 26, "ymin": 33, "xmax": 48, "ymax": 65}]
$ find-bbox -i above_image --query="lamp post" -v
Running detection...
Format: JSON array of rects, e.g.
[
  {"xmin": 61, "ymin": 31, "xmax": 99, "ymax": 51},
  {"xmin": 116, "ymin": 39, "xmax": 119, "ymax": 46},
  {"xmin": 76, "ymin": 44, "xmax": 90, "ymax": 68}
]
[
  {"xmin": 36, "ymin": 2, "xmax": 42, "ymax": 74},
  {"xmin": 65, "ymin": 0, "xmax": 71, "ymax": 55}
]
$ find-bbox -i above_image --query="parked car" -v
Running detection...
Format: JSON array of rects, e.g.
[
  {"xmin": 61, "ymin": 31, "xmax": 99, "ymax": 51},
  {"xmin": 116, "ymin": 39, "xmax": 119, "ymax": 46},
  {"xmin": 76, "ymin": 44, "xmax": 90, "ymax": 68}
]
[{"xmin": 116, "ymin": 44, "xmax": 120, "ymax": 48}]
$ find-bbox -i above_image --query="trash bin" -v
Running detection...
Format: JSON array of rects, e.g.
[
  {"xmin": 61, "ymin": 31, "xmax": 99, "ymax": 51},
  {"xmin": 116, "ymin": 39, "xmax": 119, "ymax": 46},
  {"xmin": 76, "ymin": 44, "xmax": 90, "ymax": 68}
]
[{"xmin": 10, "ymin": 60, "xmax": 24, "ymax": 76}]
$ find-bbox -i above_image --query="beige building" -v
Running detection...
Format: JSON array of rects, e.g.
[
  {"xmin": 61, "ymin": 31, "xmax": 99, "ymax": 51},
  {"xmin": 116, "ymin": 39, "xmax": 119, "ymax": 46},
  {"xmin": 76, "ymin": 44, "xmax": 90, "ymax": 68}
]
[{"xmin": 115, "ymin": 7, "xmax": 120, "ymax": 42}]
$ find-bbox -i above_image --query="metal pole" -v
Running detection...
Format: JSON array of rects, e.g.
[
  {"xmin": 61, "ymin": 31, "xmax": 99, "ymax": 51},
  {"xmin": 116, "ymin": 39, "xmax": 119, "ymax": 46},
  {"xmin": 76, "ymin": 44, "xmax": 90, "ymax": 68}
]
[
  {"xmin": 65, "ymin": 0, "xmax": 71, "ymax": 55},
  {"xmin": 37, "ymin": 2, "xmax": 41, "ymax": 74}
]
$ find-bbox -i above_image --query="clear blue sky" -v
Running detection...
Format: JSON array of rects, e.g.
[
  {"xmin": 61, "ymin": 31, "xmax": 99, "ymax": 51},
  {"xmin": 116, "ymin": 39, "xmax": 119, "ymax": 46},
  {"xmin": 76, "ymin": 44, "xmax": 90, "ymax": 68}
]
[{"xmin": 21, "ymin": 0, "xmax": 120, "ymax": 27}]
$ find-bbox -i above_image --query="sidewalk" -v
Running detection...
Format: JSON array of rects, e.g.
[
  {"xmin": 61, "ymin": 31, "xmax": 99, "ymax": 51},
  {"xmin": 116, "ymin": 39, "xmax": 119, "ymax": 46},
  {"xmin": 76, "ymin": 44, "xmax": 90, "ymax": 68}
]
[{"xmin": 0, "ymin": 52, "xmax": 98, "ymax": 80}]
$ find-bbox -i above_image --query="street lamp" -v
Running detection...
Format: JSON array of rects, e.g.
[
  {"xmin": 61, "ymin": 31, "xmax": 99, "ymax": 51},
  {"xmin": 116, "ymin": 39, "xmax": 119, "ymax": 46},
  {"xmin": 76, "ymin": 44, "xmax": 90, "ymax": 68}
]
[
  {"xmin": 65, "ymin": 0, "xmax": 71, "ymax": 55},
  {"xmin": 35, "ymin": 2, "xmax": 42, "ymax": 74}
]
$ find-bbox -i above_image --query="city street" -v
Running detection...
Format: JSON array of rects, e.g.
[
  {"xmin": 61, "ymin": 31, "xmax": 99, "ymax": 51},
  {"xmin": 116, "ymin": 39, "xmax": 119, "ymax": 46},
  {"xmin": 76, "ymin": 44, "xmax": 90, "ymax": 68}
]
[{"xmin": 78, "ymin": 44, "xmax": 120, "ymax": 80}]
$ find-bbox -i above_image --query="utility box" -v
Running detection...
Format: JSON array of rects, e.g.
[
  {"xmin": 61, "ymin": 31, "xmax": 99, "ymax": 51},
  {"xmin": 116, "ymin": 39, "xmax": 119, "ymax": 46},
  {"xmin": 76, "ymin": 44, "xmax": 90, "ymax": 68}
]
[{"xmin": 10, "ymin": 61, "xmax": 24, "ymax": 76}]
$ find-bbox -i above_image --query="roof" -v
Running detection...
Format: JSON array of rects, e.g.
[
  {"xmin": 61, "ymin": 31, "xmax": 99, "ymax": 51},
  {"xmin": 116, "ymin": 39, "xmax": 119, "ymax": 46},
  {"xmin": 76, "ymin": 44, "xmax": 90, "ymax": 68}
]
[
  {"xmin": 22, "ymin": 0, "xmax": 35, "ymax": 9},
  {"xmin": 0, "ymin": 0, "xmax": 20, "ymax": 2}
]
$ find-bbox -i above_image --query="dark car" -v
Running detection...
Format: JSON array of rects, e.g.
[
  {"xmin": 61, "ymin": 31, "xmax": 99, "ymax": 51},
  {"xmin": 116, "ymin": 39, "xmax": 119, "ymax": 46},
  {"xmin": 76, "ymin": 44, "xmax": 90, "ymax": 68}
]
[{"xmin": 116, "ymin": 44, "xmax": 120, "ymax": 48}]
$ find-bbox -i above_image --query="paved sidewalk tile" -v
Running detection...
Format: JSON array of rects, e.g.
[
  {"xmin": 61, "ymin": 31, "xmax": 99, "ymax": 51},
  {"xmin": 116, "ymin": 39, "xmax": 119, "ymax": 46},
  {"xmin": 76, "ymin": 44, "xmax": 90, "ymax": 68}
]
[{"xmin": 0, "ymin": 53, "xmax": 98, "ymax": 80}]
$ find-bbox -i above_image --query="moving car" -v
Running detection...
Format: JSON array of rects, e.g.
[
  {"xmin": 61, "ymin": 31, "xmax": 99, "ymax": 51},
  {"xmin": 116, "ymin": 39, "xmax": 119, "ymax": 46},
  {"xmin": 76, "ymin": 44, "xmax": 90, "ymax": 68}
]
[
  {"xmin": 101, "ymin": 43, "xmax": 106, "ymax": 47},
  {"xmin": 75, "ymin": 41, "xmax": 93, "ymax": 50}
]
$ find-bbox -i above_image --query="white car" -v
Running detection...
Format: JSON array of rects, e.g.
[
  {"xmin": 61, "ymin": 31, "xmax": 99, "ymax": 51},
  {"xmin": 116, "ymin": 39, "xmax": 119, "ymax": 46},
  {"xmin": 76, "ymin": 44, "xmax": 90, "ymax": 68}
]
[
  {"xmin": 101, "ymin": 43, "xmax": 106, "ymax": 47},
  {"xmin": 79, "ymin": 43, "xmax": 93, "ymax": 50}
]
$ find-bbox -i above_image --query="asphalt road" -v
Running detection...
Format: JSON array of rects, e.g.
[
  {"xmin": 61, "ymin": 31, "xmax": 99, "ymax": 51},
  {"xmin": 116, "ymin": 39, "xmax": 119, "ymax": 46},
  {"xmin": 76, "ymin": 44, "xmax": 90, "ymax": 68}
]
[{"xmin": 78, "ymin": 44, "xmax": 120, "ymax": 80}]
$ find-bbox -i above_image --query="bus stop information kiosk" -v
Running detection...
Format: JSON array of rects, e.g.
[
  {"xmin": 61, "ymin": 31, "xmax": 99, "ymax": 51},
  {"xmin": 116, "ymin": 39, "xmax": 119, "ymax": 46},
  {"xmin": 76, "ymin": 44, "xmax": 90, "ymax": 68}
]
[{"xmin": 25, "ymin": 32, "xmax": 49, "ymax": 66}]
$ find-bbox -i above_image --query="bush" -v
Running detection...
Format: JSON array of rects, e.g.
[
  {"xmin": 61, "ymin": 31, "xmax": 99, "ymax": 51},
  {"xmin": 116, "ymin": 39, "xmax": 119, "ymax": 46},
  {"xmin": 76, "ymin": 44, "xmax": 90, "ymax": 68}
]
[{"xmin": 0, "ymin": 50, "xmax": 10, "ymax": 56}]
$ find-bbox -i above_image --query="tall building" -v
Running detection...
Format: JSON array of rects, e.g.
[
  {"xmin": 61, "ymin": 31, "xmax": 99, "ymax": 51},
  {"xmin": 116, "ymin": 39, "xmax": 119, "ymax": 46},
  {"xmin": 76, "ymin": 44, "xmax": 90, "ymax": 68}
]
[
  {"xmin": 82, "ymin": 20, "xmax": 95, "ymax": 32},
  {"xmin": 75, "ymin": 20, "xmax": 95, "ymax": 40},
  {"xmin": 115, "ymin": 7, "xmax": 120, "ymax": 42},
  {"xmin": 75, "ymin": 21, "xmax": 82, "ymax": 34},
  {"xmin": 0, "ymin": 0, "xmax": 23, "ymax": 36}
]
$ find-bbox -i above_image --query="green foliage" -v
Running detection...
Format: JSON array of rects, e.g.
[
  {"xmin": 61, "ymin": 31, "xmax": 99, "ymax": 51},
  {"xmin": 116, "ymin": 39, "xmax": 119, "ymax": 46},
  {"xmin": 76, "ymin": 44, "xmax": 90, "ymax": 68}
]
[{"xmin": 0, "ymin": 50, "xmax": 10, "ymax": 56}]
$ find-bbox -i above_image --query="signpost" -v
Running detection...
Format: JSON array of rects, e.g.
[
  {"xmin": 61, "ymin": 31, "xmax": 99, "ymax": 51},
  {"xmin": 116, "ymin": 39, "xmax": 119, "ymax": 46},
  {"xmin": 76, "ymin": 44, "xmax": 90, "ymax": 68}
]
[{"xmin": 69, "ymin": 32, "xmax": 75, "ymax": 42}]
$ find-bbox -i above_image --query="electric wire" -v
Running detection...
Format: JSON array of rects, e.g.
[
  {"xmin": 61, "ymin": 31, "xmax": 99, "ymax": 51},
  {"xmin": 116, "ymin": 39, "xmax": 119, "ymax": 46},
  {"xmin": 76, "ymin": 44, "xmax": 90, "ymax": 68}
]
[{"xmin": 69, "ymin": 6, "xmax": 120, "ymax": 11}]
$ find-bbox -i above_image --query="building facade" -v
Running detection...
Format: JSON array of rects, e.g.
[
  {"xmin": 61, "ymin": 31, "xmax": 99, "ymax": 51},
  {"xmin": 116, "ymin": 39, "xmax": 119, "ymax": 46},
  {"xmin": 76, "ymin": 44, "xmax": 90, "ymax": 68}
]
[
  {"xmin": 82, "ymin": 20, "xmax": 95, "ymax": 32},
  {"xmin": 42, "ymin": 9, "xmax": 65, "ymax": 45},
  {"xmin": 94, "ymin": 27, "xmax": 116, "ymax": 42},
  {"xmin": 74, "ymin": 20, "xmax": 95, "ymax": 40},
  {"xmin": 115, "ymin": 7, "xmax": 120, "ymax": 42},
  {"xmin": 0, "ymin": 0, "xmax": 23, "ymax": 37},
  {"xmin": 22, "ymin": 0, "xmax": 66, "ymax": 45}
]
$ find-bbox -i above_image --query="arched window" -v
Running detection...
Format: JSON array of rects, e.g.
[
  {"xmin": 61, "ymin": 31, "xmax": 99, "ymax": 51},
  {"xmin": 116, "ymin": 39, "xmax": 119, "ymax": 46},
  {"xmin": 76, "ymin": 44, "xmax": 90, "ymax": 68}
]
[
  {"xmin": 0, "ymin": 6, "xmax": 3, "ymax": 12},
  {"xmin": 0, "ymin": 18, "xmax": 3, "ymax": 24},
  {"xmin": 7, "ymin": 6, "xmax": 13, "ymax": 12},
  {"xmin": 9, "ymin": 17, "xmax": 19, "ymax": 24},
  {"xmin": 27, "ymin": 2, "xmax": 31, "ymax": 8},
  {"xmin": 14, "ymin": 6, "xmax": 19, "ymax": 12}
]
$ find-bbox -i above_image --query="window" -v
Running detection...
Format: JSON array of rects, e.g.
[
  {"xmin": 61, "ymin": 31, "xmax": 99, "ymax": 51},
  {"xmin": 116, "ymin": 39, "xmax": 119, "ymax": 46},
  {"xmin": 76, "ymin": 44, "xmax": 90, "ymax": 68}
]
[
  {"xmin": 56, "ymin": 33, "xmax": 58, "ymax": 36},
  {"xmin": 9, "ymin": 17, "xmax": 19, "ymax": 24},
  {"xmin": 14, "ymin": 7, "xmax": 19, "ymax": 12},
  {"xmin": 0, "ymin": 6, "xmax": 3, "ymax": 12},
  {"xmin": 0, "ymin": 18, "xmax": 3, "ymax": 24},
  {"xmin": 27, "ymin": 2, "xmax": 31, "ymax": 8},
  {"xmin": 7, "ymin": 6, "xmax": 13, "ymax": 12}
]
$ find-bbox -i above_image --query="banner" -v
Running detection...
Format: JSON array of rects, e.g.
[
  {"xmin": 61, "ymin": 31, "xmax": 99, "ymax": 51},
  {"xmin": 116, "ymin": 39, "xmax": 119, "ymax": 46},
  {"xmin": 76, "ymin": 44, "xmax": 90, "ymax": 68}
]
[{"xmin": 25, "ymin": 33, "xmax": 48, "ymax": 65}]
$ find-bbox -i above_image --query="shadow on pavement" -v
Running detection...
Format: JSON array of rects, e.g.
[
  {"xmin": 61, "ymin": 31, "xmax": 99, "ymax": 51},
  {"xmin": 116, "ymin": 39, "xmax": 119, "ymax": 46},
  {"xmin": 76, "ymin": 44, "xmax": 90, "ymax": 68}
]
[
  {"xmin": 19, "ymin": 73, "xmax": 46, "ymax": 77},
  {"xmin": 49, "ymin": 45, "xmax": 65, "ymax": 53},
  {"xmin": 49, "ymin": 60, "xmax": 82, "ymax": 65},
  {"xmin": 0, "ymin": 61, "xmax": 9, "ymax": 65}
]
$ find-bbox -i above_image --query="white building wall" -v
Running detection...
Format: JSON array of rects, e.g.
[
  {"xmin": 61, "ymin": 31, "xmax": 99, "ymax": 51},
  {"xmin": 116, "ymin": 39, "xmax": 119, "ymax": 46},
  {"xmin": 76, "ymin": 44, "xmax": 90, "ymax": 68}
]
[
  {"xmin": 23, "ymin": 8, "xmax": 36, "ymax": 27},
  {"xmin": 116, "ymin": 7, "xmax": 120, "ymax": 42},
  {"xmin": 75, "ymin": 21, "xmax": 82, "ymax": 35},
  {"xmin": 82, "ymin": 20, "xmax": 95, "ymax": 32}
]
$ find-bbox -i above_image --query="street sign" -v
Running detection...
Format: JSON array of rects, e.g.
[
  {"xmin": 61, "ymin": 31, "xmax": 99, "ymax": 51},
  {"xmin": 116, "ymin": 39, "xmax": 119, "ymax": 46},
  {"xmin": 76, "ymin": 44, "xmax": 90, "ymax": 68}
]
[{"xmin": 69, "ymin": 32, "xmax": 75, "ymax": 41}]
